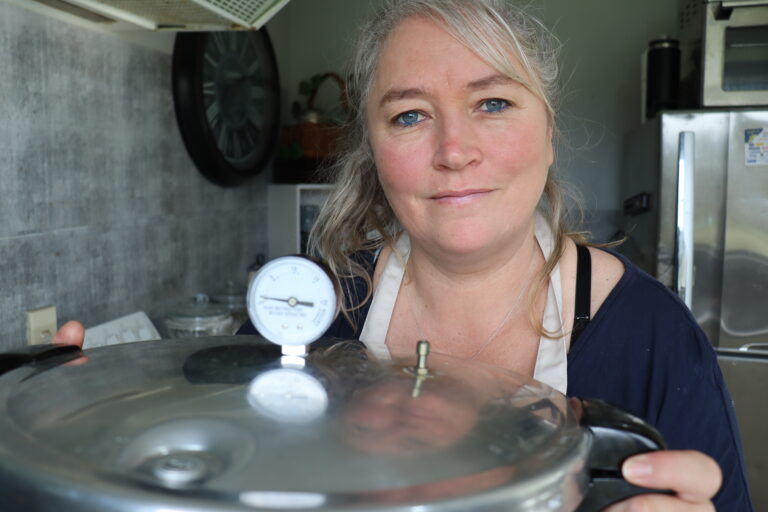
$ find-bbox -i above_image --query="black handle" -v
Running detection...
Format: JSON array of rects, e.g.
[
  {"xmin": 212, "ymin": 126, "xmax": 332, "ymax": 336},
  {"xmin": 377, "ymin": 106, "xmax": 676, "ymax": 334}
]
[
  {"xmin": 0, "ymin": 344, "xmax": 83, "ymax": 376},
  {"xmin": 574, "ymin": 398, "xmax": 674, "ymax": 512}
]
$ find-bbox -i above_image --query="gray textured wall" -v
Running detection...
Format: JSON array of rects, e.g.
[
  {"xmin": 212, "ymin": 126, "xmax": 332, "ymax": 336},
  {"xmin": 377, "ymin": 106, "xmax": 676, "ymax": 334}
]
[{"xmin": 0, "ymin": 3, "xmax": 268, "ymax": 348}]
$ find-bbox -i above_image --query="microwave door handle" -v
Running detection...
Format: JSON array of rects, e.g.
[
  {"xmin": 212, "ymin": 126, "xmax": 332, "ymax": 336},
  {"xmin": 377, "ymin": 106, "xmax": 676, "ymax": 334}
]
[{"xmin": 675, "ymin": 131, "xmax": 695, "ymax": 309}]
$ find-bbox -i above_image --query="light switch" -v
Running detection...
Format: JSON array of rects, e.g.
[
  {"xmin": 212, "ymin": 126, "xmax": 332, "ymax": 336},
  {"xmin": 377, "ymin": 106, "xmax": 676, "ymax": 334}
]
[{"xmin": 26, "ymin": 305, "xmax": 57, "ymax": 345}]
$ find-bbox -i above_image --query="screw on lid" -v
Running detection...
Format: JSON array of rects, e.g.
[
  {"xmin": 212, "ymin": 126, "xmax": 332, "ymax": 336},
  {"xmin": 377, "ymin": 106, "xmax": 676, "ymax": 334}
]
[{"xmin": 151, "ymin": 452, "xmax": 208, "ymax": 485}]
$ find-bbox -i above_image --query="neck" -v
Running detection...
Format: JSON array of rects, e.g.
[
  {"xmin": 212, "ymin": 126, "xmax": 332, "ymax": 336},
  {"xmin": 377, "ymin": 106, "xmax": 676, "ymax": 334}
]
[{"xmin": 401, "ymin": 225, "xmax": 543, "ymax": 362}]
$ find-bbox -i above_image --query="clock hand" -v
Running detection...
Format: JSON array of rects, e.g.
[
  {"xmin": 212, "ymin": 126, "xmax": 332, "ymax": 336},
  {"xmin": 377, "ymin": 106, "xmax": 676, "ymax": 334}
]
[{"xmin": 260, "ymin": 296, "xmax": 315, "ymax": 308}]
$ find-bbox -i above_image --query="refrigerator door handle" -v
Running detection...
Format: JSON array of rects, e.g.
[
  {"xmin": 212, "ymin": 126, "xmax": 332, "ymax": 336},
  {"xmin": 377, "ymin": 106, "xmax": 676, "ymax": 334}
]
[{"xmin": 675, "ymin": 131, "xmax": 695, "ymax": 309}]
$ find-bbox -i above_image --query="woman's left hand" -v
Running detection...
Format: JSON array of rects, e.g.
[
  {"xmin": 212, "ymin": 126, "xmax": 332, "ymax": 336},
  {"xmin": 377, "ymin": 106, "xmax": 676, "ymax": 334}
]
[
  {"xmin": 52, "ymin": 320, "xmax": 85, "ymax": 348},
  {"xmin": 606, "ymin": 450, "xmax": 722, "ymax": 511}
]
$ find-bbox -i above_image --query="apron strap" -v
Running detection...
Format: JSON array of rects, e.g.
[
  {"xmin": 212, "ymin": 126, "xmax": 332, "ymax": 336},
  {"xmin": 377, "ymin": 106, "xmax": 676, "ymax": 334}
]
[{"xmin": 571, "ymin": 244, "xmax": 592, "ymax": 345}]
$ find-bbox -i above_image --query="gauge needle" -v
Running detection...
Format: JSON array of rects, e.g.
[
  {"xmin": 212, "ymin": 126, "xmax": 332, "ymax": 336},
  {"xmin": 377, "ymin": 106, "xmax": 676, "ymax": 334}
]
[{"xmin": 260, "ymin": 296, "xmax": 314, "ymax": 307}]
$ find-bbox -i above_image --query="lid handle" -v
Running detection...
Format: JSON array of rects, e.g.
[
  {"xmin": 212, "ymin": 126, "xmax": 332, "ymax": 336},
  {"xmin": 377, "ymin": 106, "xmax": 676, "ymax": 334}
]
[{"xmin": 574, "ymin": 398, "xmax": 673, "ymax": 512}]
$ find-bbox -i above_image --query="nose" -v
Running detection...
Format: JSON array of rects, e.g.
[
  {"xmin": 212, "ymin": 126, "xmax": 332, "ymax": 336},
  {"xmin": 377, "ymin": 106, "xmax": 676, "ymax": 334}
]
[{"xmin": 432, "ymin": 114, "xmax": 482, "ymax": 171}]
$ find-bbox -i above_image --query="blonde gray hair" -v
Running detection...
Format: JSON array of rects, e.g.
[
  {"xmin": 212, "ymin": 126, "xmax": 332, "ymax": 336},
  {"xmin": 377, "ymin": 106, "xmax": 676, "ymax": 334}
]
[{"xmin": 311, "ymin": 0, "xmax": 577, "ymax": 332}]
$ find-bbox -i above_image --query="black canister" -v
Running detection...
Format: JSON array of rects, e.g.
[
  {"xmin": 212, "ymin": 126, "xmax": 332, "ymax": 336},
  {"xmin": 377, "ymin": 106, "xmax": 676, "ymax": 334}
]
[{"xmin": 645, "ymin": 38, "xmax": 680, "ymax": 119}]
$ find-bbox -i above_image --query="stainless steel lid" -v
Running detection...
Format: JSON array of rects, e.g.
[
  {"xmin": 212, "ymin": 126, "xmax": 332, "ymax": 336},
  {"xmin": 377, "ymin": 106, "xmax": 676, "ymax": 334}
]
[{"xmin": 0, "ymin": 336, "xmax": 595, "ymax": 512}]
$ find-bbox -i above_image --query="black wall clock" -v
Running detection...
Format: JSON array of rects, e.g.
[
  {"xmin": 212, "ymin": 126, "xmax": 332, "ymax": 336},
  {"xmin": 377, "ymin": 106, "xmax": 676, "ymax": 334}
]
[{"xmin": 172, "ymin": 30, "xmax": 281, "ymax": 187}]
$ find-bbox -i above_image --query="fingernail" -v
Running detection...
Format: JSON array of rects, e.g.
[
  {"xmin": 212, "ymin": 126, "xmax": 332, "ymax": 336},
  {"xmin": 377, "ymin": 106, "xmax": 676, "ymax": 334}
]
[{"xmin": 623, "ymin": 455, "xmax": 653, "ymax": 480}]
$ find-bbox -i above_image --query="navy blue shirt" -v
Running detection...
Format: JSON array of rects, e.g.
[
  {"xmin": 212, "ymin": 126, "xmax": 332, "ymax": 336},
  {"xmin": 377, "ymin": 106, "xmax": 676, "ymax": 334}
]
[{"xmin": 240, "ymin": 249, "xmax": 753, "ymax": 510}]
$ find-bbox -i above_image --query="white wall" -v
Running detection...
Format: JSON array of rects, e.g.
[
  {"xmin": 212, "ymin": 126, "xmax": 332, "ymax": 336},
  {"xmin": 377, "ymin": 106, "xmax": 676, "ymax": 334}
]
[
  {"xmin": 539, "ymin": 0, "xmax": 677, "ymax": 239},
  {"xmin": 267, "ymin": 0, "xmax": 379, "ymax": 124}
]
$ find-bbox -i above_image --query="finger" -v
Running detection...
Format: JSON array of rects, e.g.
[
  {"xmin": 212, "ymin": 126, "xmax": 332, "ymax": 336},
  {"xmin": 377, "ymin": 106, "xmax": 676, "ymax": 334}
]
[
  {"xmin": 52, "ymin": 320, "xmax": 86, "ymax": 348},
  {"xmin": 622, "ymin": 450, "xmax": 722, "ymax": 503},
  {"xmin": 604, "ymin": 492, "xmax": 716, "ymax": 512}
]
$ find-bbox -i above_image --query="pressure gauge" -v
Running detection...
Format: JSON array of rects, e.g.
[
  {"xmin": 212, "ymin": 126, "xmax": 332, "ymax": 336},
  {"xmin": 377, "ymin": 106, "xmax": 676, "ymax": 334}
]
[{"xmin": 247, "ymin": 256, "xmax": 338, "ymax": 347}]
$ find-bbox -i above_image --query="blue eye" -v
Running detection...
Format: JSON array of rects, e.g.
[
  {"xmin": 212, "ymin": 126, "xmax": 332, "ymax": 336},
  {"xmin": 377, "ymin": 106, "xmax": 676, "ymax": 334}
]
[
  {"xmin": 480, "ymin": 99, "xmax": 509, "ymax": 113},
  {"xmin": 394, "ymin": 111, "xmax": 423, "ymax": 127}
]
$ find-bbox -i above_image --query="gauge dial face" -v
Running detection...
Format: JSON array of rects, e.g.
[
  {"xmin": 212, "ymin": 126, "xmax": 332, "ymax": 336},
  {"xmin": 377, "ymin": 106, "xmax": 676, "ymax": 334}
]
[
  {"xmin": 247, "ymin": 368, "xmax": 329, "ymax": 423},
  {"xmin": 247, "ymin": 256, "xmax": 337, "ymax": 346}
]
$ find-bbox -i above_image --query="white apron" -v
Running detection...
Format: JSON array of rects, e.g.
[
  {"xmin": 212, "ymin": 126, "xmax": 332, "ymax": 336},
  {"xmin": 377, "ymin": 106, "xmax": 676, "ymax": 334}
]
[{"xmin": 359, "ymin": 214, "xmax": 569, "ymax": 394}]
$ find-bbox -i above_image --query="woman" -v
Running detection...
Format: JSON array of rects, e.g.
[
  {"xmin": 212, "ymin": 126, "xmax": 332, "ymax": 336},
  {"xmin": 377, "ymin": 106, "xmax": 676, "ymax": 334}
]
[
  {"xmin": 58, "ymin": 0, "xmax": 749, "ymax": 509},
  {"xmin": 263, "ymin": 0, "xmax": 747, "ymax": 509}
]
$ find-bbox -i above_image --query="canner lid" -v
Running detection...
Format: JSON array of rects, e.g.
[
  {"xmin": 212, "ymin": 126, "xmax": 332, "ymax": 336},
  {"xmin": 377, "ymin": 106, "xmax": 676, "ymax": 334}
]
[{"xmin": 0, "ymin": 336, "xmax": 590, "ymax": 511}]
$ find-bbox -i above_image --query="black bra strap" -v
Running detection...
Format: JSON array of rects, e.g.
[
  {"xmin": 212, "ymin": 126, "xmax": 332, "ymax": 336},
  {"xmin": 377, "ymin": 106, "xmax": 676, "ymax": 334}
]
[{"xmin": 572, "ymin": 244, "xmax": 592, "ymax": 344}]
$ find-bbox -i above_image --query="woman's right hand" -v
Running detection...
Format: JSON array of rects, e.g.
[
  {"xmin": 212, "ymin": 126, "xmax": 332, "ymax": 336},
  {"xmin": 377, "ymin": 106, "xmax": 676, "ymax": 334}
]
[{"xmin": 52, "ymin": 320, "xmax": 86, "ymax": 348}]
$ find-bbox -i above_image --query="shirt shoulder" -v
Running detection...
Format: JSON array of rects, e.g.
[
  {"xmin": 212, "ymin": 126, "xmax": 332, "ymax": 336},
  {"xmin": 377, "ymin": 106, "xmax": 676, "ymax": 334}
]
[
  {"xmin": 570, "ymin": 249, "xmax": 712, "ymax": 368},
  {"xmin": 567, "ymin": 250, "xmax": 753, "ymax": 510},
  {"xmin": 567, "ymin": 248, "xmax": 721, "ymax": 411}
]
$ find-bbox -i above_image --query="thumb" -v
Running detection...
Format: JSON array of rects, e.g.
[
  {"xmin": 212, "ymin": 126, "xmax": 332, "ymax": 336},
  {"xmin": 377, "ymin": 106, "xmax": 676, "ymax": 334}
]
[
  {"xmin": 52, "ymin": 320, "xmax": 86, "ymax": 348},
  {"xmin": 622, "ymin": 450, "xmax": 722, "ymax": 503}
]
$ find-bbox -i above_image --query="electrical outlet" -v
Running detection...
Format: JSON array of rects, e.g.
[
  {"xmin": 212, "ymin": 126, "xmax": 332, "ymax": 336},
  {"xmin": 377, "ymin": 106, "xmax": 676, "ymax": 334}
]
[{"xmin": 26, "ymin": 305, "xmax": 57, "ymax": 345}]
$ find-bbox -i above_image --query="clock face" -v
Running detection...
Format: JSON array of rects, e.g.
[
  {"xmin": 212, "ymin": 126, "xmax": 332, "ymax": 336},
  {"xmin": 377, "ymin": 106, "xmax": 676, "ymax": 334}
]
[
  {"xmin": 172, "ymin": 30, "xmax": 280, "ymax": 186},
  {"xmin": 247, "ymin": 256, "xmax": 338, "ymax": 346}
]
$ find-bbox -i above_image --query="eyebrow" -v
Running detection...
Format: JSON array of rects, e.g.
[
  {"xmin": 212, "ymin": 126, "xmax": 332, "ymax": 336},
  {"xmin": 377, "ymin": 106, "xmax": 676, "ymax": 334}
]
[
  {"xmin": 467, "ymin": 73, "xmax": 517, "ymax": 90},
  {"xmin": 377, "ymin": 73, "xmax": 518, "ymax": 107},
  {"xmin": 378, "ymin": 87, "xmax": 428, "ymax": 107}
]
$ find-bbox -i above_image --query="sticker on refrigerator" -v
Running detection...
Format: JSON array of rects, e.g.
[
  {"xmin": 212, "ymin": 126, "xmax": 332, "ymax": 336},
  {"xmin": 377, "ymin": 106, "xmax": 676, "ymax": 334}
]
[{"xmin": 745, "ymin": 128, "xmax": 767, "ymax": 166}]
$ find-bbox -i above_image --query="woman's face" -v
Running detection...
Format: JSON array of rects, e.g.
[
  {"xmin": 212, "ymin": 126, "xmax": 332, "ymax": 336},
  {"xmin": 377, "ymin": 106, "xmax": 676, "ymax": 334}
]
[{"xmin": 366, "ymin": 16, "xmax": 554, "ymax": 258}]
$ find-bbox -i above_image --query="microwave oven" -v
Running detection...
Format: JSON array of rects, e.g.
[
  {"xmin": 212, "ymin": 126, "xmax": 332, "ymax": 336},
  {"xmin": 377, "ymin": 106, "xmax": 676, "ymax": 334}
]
[{"xmin": 679, "ymin": 0, "xmax": 768, "ymax": 107}]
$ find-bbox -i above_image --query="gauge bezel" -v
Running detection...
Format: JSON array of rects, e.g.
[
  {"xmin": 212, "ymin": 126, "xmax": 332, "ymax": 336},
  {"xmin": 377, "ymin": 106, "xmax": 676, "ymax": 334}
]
[{"xmin": 247, "ymin": 256, "xmax": 338, "ymax": 346}]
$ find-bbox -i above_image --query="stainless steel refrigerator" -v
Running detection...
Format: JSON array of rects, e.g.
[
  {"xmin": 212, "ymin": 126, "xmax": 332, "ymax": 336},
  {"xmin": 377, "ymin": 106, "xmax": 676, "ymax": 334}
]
[{"xmin": 619, "ymin": 109, "xmax": 768, "ymax": 508}]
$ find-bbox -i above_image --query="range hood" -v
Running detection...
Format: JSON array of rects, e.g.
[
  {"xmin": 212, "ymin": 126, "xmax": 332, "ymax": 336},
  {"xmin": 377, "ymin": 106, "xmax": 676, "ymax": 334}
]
[{"xmin": 25, "ymin": 0, "xmax": 290, "ymax": 31}]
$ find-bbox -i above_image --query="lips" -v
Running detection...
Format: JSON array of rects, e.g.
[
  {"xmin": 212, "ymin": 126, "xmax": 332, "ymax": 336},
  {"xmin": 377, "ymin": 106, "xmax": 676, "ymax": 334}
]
[{"xmin": 430, "ymin": 189, "xmax": 493, "ymax": 203}]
